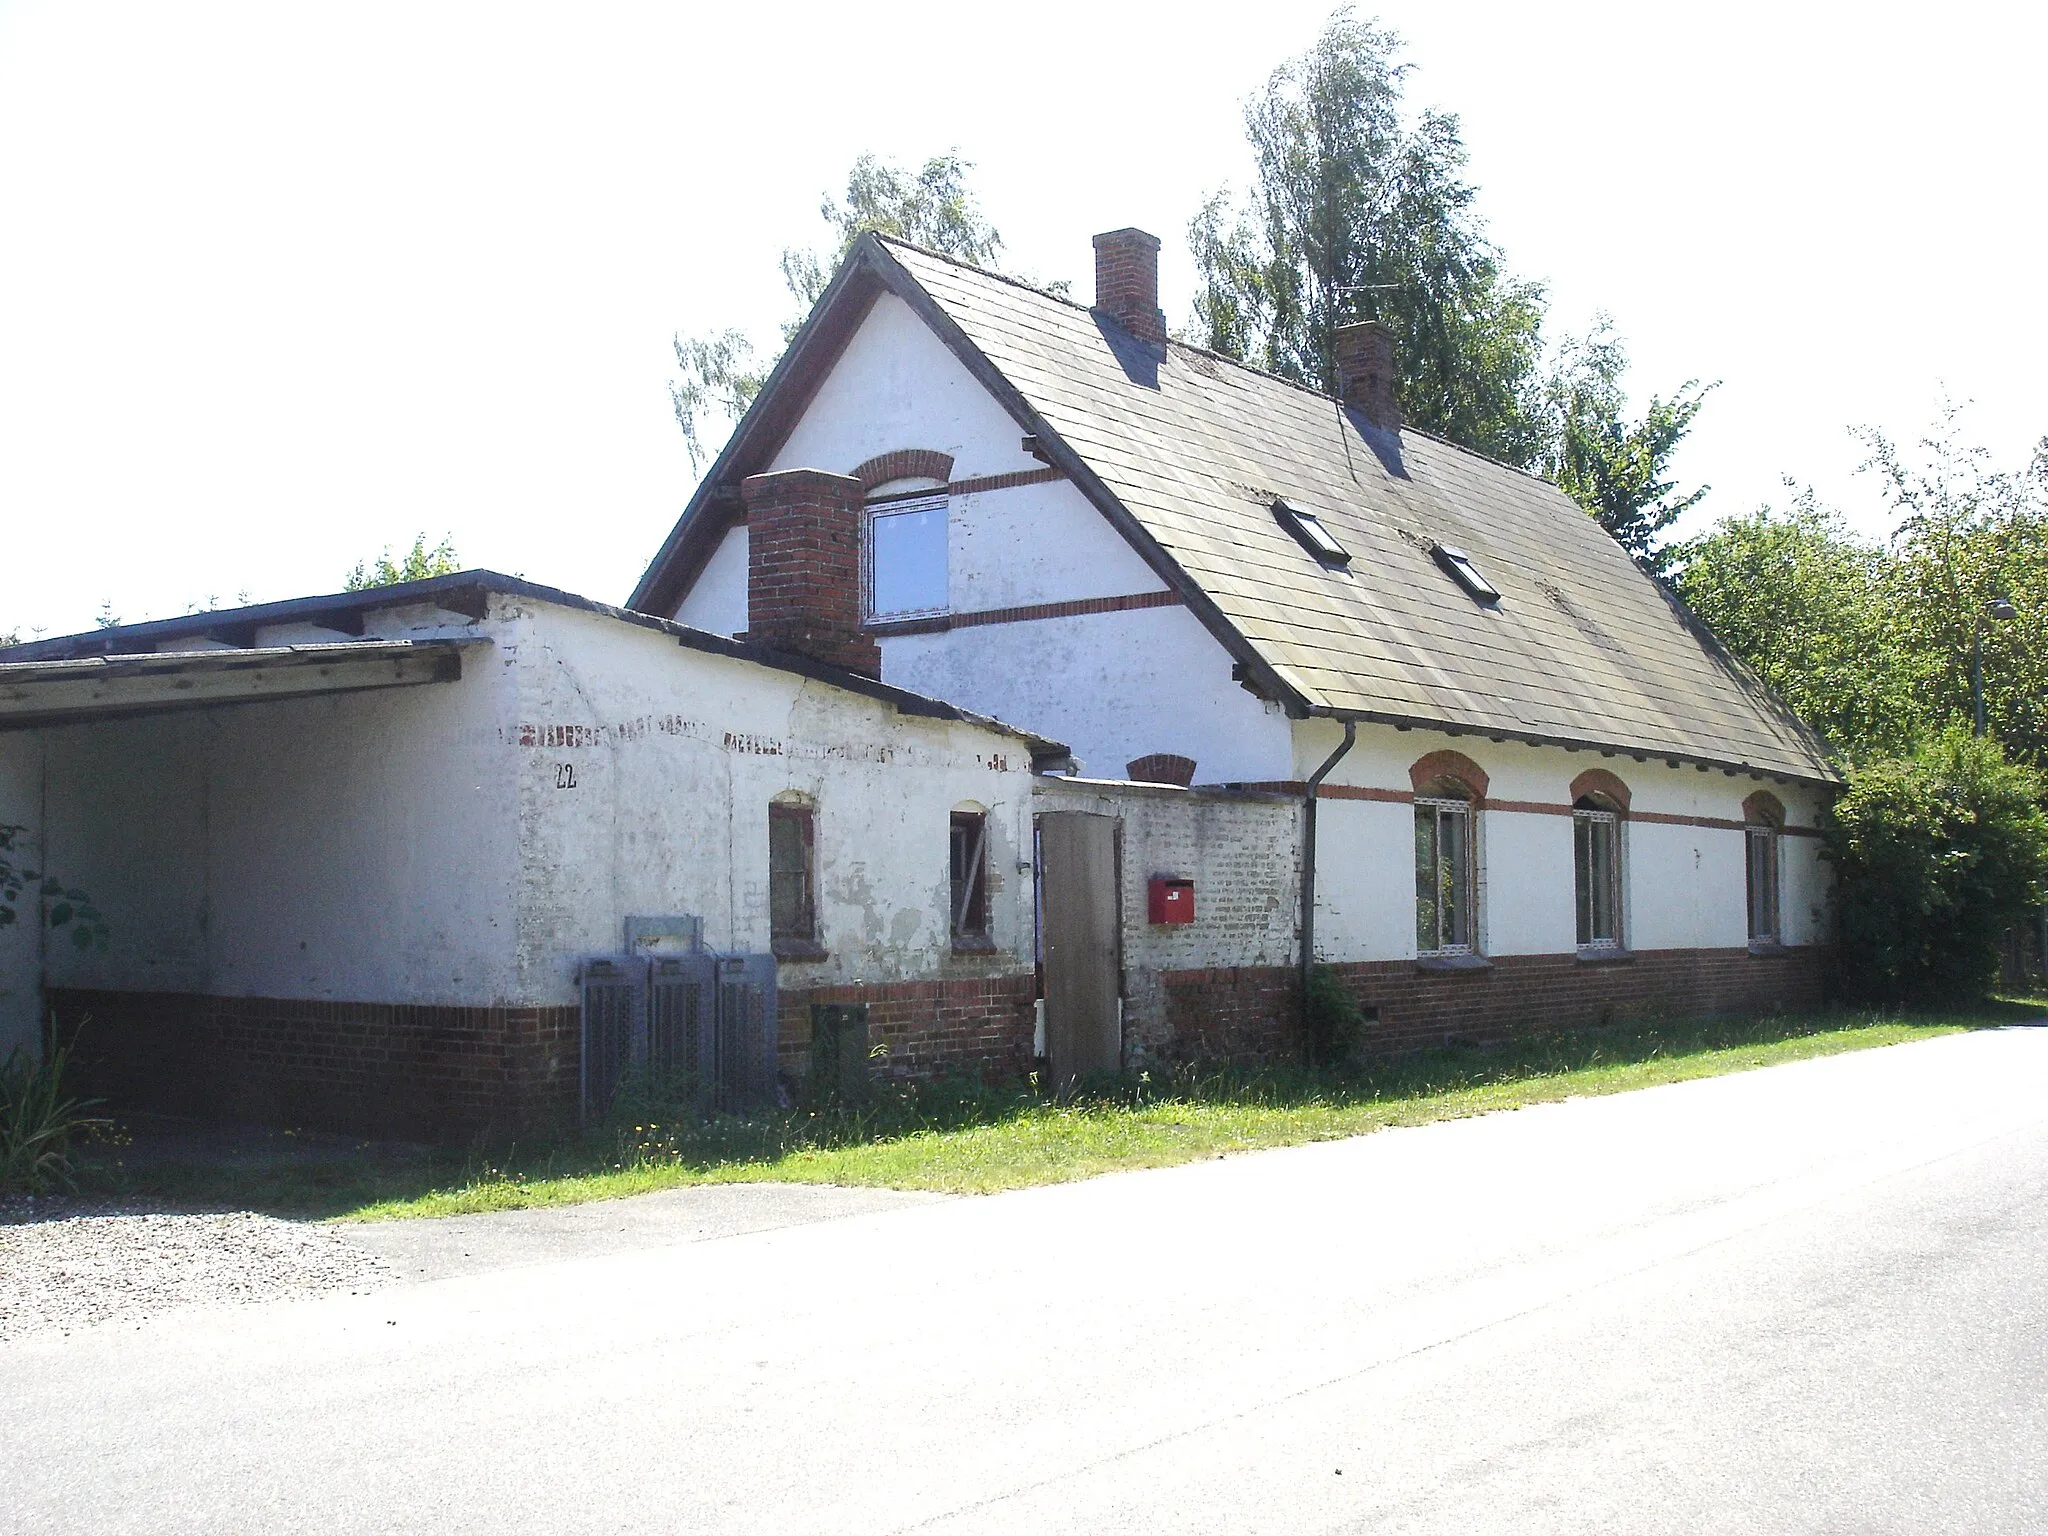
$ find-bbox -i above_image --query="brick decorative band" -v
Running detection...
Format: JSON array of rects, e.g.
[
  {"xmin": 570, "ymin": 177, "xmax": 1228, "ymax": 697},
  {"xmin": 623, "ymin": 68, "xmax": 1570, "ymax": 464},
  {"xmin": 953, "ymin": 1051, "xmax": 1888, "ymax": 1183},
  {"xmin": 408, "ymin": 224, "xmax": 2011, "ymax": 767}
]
[
  {"xmin": 778, "ymin": 974, "xmax": 1036, "ymax": 1080},
  {"xmin": 945, "ymin": 466, "xmax": 1066, "ymax": 496},
  {"xmin": 1228, "ymin": 780, "xmax": 1818, "ymax": 834},
  {"xmin": 1162, "ymin": 945, "xmax": 1828, "ymax": 1065},
  {"xmin": 46, "ymin": 988, "xmax": 579, "ymax": 1143},
  {"xmin": 869, "ymin": 588, "xmax": 1182, "ymax": 638}
]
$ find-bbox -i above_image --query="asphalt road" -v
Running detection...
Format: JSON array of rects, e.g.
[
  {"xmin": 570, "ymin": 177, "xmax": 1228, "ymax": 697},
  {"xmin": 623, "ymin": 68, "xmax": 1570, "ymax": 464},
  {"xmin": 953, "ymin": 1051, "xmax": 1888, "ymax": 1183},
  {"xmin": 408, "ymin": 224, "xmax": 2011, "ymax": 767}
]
[{"xmin": 7, "ymin": 1027, "xmax": 2048, "ymax": 1534}]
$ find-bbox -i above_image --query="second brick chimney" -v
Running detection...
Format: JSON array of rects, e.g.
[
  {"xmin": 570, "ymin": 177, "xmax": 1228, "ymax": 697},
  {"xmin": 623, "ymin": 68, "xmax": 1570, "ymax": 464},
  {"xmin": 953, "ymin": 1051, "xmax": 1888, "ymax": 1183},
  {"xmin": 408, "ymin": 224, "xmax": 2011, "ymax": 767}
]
[
  {"xmin": 1092, "ymin": 228, "xmax": 1167, "ymax": 347},
  {"xmin": 1335, "ymin": 320, "xmax": 1401, "ymax": 432},
  {"xmin": 740, "ymin": 468, "xmax": 881, "ymax": 679}
]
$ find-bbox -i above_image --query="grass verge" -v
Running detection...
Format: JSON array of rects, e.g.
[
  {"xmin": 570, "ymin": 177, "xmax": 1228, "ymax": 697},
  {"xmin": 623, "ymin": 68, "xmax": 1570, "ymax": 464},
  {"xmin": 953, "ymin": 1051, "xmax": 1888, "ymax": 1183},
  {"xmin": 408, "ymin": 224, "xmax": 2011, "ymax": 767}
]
[{"xmin": 68, "ymin": 1000, "xmax": 2042, "ymax": 1223}]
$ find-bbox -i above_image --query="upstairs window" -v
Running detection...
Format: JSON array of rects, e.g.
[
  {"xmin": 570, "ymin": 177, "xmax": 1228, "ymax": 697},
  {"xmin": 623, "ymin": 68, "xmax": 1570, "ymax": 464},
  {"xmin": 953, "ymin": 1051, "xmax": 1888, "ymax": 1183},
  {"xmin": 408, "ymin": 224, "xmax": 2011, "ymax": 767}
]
[
  {"xmin": 1415, "ymin": 779, "xmax": 1477, "ymax": 956},
  {"xmin": 769, "ymin": 802, "xmax": 818, "ymax": 956},
  {"xmin": 1273, "ymin": 497, "xmax": 1351, "ymax": 567},
  {"xmin": 1573, "ymin": 797, "xmax": 1623, "ymax": 949},
  {"xmin": 950, "ymin": 810, "xmax": 991, "ymax": 949},
  {"xmin": 867, "ymin": 493, "xmax": 949, "ymax": 620}
]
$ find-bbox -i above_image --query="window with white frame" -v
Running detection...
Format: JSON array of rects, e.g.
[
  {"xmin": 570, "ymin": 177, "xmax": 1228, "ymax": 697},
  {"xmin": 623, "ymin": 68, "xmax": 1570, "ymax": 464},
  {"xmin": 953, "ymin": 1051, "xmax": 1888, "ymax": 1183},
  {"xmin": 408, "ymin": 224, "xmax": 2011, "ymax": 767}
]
[
  {"xmin": 1414, "ymin": 780, "xmax": 1477, "ymax": 955},
  {"xmin": 1573, "ymin": 797, "xmax": 1623, "ymax": 949},
  {"xmin": 866, "ymin": 493, "xmax": 949, "ymax": 620}
]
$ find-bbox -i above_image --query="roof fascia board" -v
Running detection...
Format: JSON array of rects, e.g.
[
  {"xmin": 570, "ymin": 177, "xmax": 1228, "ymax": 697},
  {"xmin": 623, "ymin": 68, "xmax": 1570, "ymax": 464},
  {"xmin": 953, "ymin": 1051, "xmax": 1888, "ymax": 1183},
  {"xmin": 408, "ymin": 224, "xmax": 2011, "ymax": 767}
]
[
  {"xmin": 628, "ymin": 254, "xmax": 889, "ymax": 617},
  {"xmin": 861, "ymin": 238, "xmax": 1312, "ymax": 715},
  {"xmin": 1305, "ymin": 705, "xmax": 1839, "ymax": 788}
]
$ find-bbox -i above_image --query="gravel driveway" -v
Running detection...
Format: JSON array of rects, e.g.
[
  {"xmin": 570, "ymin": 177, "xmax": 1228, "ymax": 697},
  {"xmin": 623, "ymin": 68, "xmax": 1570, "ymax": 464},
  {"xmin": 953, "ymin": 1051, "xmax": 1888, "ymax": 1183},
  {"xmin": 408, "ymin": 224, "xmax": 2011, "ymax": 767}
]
[{"xmin": 0, "ymin": 1202, "xmax": 393, "ymax": 1342}]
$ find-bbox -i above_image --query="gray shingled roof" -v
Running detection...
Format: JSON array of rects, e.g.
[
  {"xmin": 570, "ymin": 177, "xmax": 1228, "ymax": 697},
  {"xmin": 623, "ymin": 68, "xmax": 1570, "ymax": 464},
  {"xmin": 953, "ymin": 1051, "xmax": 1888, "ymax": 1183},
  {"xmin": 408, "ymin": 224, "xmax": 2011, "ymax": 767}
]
[{"xmin": 881, "ymin": 239, "xmax": 1836, "ymax": 786}]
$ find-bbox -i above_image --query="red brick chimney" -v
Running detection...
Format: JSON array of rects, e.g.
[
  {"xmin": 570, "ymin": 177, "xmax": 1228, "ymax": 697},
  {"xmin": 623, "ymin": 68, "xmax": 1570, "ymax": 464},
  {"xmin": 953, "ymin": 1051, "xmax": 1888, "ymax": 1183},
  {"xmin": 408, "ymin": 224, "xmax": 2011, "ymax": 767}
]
[
  {"xmin": 1092, "ymin": 228, "xmax": 1167, "ymax": 347},
  {"xmin": 1335, "ymin": 320, "xmax": 1401, "ymax": 432},
  {"xmin": 740, "ymin": 468, "xmax": 881, "ymax": 679}
]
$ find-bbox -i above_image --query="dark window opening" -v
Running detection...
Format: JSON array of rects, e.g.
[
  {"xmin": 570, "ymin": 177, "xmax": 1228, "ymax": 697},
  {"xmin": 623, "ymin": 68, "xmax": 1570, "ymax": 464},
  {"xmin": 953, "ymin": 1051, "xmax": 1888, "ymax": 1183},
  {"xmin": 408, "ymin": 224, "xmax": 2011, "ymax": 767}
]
[
  {"xmin": 1273, "ymin": 497, "xmax": 1351, "ymax": 567},
  {"xmin": 1432, "ymin": 544, "xmax": 1500, "ymax": 604},
  {"xmin": 1746, "ymin": 818, "xmax": 1781, "ymax": 947},
  {"xmin": 769, "ymin": 803, "xmax": 817, "ymax": 952},
  {"xmin": 951, "ymin": 811, "xmax": 991, "ymax": 948}
]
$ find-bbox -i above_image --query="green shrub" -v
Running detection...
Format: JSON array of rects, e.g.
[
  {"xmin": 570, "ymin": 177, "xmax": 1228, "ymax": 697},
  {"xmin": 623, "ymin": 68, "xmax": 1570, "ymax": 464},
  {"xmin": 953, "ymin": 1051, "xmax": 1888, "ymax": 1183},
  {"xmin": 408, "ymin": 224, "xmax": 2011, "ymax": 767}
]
[
  {"xmin": 0, "ymin": 1039, "xmax": 104, "ymax": 1195},
  {"xmin": 1825, "ymin": 730, "xmax": 2048, "ymax": 1003},
  {"xmin": 1304, "ymin": 963, "xmax": 1365, "ymax": 1067}
]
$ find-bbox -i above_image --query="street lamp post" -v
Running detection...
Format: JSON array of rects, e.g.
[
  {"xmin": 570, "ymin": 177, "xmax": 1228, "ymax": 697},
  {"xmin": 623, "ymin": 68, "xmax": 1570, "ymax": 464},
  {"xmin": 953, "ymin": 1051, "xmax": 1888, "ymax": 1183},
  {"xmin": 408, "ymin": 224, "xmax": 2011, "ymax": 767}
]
[{"xmin": 1973, "ymin": 596, "xmax": 2018, "ymax": 738}]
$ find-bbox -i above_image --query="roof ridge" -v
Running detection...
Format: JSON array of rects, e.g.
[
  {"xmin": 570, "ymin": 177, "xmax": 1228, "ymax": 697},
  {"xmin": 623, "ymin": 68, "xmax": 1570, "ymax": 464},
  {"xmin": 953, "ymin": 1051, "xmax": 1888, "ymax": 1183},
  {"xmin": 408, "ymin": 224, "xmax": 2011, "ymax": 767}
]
[{"xmin": 877, "ymin": 234, "xmax": 1563, "ymax": 491}]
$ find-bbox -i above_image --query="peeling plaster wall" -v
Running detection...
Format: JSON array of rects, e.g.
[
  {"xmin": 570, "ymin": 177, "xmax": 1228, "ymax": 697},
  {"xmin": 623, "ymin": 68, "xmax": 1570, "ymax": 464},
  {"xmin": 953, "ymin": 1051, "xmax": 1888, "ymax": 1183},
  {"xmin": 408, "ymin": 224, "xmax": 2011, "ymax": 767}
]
[
  {"xmin": 1033, "ymin": 777, "xmax": 1302, "ymax": 1058},
  {"xmin": 500, "ymin": 596, "xmax": 1038, "ymax": 1008},
  {"xmin": 18, "ymin": 635, "xmax": 523, "ymax": 1009},
  {"xmin": 1298, "ymin": 719, "xmax": 1832, "ymax": 962}
]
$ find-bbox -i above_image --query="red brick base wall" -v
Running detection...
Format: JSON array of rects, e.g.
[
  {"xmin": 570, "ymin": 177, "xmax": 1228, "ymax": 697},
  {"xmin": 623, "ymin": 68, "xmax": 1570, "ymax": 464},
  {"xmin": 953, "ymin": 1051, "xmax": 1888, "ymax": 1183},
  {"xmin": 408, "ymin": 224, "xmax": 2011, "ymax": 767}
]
[
  {"xmin": 1162, "ymin": 946, "xmax": 1829, "ymax": 1065},
  {"xmin": 777, "ymin": 974, "xmax": 1036, "ymax": 1081},
  {"xmin": 47, "ymin": 988, "xmax": 579, "ymax": 1143}
]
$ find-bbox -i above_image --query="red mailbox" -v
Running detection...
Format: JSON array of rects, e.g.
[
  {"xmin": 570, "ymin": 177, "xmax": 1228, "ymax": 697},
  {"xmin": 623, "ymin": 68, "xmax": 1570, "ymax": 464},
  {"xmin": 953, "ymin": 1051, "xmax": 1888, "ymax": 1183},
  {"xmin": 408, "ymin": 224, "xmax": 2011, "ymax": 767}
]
[{"xmin": 1148, "ymin": 876, "xmax": 1195, "ymax": 926}]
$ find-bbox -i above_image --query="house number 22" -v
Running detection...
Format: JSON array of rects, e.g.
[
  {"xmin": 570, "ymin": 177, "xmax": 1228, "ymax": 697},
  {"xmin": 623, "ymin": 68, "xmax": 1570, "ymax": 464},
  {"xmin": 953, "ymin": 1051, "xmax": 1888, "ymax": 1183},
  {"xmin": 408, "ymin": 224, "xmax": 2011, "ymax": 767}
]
[{"xmin": 555, "ymin": 763, "xmax": 577, "ymax": 789}]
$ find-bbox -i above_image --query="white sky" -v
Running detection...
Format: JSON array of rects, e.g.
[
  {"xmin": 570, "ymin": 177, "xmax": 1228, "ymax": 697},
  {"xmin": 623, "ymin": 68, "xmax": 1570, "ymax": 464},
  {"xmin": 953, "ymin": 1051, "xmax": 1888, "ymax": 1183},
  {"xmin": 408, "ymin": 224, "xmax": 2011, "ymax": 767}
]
[{"xmin": 3, "ymin": 1, "xmax": 2043, "ymax": 638}]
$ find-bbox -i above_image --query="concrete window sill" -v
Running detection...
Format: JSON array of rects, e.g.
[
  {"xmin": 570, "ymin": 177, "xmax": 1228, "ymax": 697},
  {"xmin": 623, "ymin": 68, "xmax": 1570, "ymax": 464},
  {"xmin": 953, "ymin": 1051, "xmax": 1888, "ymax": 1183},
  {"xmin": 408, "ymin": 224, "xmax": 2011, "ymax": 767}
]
[
  {"xmin": 1575, "ymin": 947, "xmax": 1634, "ymax": 965},
  {"xmin": 771, "ymin": 938, "xmax": 829, "ymax": 963},
  {"xmin": 1747, "ymin": 942, "xmax": 1792, "ymax": 959},
  {"xmin": 1415, "ymin": 954, "xmax": 1491, "ymax": 972},
  {"xmin": 950, "ymin": 933, "xmax": 999, "ymax": 956}
]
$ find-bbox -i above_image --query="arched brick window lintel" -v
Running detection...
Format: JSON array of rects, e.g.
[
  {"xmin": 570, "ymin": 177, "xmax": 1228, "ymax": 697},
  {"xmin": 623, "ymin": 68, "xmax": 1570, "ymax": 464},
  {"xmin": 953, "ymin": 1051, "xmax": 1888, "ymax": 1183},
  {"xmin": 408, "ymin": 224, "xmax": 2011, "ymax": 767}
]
[
  {"xmin": 1408, "ymin": 748, "xmax": 1489, "ymax": 802},
  {"xmin": 1743, "ymin": 789, "xmax": 1786, "ymax": 826},
  {"xmin": 852, "ymin": 449, "xmax": 955, "ymax": 492},
  {"xmin": 1570, "ymin": 768, "xmax": 1632, "ymax": 813}
]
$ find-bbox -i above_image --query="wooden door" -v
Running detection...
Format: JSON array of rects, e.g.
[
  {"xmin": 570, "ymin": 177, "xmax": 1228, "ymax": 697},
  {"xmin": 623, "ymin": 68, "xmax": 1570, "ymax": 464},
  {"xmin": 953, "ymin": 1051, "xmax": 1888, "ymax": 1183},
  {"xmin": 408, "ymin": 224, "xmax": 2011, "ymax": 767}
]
[{"xmin": 1038, "ymin": 812, "xmax": 1121, "ymax": 1084}]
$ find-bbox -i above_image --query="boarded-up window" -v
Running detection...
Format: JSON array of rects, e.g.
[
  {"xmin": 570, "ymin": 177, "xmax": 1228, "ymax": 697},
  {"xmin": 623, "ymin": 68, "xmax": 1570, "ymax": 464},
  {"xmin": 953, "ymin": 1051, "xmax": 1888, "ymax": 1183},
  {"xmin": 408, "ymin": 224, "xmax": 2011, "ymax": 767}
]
[
  {"xmin": 951, "ymin": 810, "xmax": 990, "ymax": 945},
  {"xmin": 769, "ymin": 804, "xmax": 815, "ymax": 945},
  {"xmin": 1414, "ymin": 784, "xmax": 1475, "ymax": 955},
  {"xmin": 1573, "ymin": 800, "xmax": 1622, "ymax": 949}
]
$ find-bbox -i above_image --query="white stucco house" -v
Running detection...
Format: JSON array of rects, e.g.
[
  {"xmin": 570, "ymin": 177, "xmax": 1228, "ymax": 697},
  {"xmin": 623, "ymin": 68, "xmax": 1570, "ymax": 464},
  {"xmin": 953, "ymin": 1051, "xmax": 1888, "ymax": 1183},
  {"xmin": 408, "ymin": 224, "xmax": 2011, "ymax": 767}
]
[
  {"xmin": 631, "ymin": 226, "xmax": 1839, "ymax": 1060},
  {"xmin": 0, "ymin": 227, "xmax": 1839, "ymax": 1139}
]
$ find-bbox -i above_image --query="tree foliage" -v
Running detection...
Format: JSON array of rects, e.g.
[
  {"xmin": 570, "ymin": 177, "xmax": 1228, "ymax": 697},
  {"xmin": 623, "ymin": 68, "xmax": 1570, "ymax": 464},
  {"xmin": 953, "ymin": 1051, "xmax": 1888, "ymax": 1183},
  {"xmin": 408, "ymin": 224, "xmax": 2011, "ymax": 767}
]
[
  {"xmin": 1536, "ymin": 320, "xmax": 1712, "ymax": 571},
  {"xmin": 344, "ymin": 533, "xmax": 461, "ymax": 591},
  {"xmin": 1824, "ymin": 732, "xmax": 2048, "ymax": 1003},
  {"xmin": 670, "ymin": 152, "xmax": 1004, "ymax": 473},
  {"xmin": 1189, "ymin": 9, "xmax": 1547, "ymax": 465},
  {"xmin": 1676, "ymin": 493, "xmax": 1922, "ymax": 761},
  {"xmin": 1864, "ymin": 409, "xmax": 2048, "ymax": 763},
  {"xmin": 1677, "ymin": 409, "xmax": 2048, "ymax": 768}
]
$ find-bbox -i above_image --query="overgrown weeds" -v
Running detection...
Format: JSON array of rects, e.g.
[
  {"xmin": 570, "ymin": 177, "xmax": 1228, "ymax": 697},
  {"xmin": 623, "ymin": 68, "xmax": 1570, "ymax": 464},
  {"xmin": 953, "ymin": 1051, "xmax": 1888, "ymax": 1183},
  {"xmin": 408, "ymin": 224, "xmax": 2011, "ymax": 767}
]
[{"xmin": 1, "ymin": 1039, "xmax": 106, "ymax": 1194}]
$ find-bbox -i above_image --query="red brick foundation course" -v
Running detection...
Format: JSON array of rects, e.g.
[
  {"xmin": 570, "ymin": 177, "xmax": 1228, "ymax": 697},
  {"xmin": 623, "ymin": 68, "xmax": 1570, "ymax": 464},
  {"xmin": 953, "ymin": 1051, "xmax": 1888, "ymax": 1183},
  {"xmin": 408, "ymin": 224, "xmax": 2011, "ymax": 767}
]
[
  {"xmin": 1162, "ymin": 946, "xmax": 1829, "ymax": 1064},
  {"xmin": 47, "ymin": 988, "xmax": 579, "ymax": 1144},
  {"xmin": 777, "ymin": 974, "xmax": 1036, "ymax": 1082}
]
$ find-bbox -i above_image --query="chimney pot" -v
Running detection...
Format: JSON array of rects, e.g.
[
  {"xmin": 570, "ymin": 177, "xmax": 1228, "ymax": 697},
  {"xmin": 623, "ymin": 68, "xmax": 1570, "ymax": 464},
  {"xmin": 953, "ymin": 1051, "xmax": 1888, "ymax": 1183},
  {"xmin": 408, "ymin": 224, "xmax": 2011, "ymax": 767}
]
[
  {"xmin": 1092, "ymin": 228, "xmax": 1167, "ymax": 348},
  {"xmin": 1335, "ymin": 320, "xmax": 1401, "ymax": 432}
]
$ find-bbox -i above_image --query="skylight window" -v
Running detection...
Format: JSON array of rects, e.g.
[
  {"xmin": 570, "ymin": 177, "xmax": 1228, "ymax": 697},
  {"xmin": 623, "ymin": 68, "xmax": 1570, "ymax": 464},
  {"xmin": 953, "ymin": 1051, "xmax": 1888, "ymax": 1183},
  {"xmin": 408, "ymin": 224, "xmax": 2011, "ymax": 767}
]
[
  {"xmin": 1432, "ymin": 544, "xmax": 1500, "ymax": 604},
  {"xmin": 1273, "ymin": 498, "xmax": 1350, "ymax": 567}
]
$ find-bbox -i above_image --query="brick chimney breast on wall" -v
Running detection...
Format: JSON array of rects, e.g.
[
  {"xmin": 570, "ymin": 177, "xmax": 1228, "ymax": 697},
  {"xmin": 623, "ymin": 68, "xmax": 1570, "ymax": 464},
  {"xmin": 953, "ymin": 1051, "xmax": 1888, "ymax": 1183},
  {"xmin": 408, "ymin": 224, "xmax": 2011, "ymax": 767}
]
[
  {"xmin": 1335, "ymin": 320, "xmax": 1401, "ymax": 433},
  {"xmin": 1092, "ymin": 228, "xmax": 1167, "ymax": 348},
  {"xmin": 740, "ymin": 467, "xmax": 882, "ymax": 680}
]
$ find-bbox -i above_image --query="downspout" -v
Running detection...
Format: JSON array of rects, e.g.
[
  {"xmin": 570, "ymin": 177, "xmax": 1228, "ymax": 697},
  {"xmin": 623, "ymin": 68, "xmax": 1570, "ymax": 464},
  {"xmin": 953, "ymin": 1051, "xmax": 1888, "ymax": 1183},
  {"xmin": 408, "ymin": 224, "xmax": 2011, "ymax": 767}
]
[{"xmin": 1300, "ymin": 718, "xmax": 1356, "ymax": 1034}]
